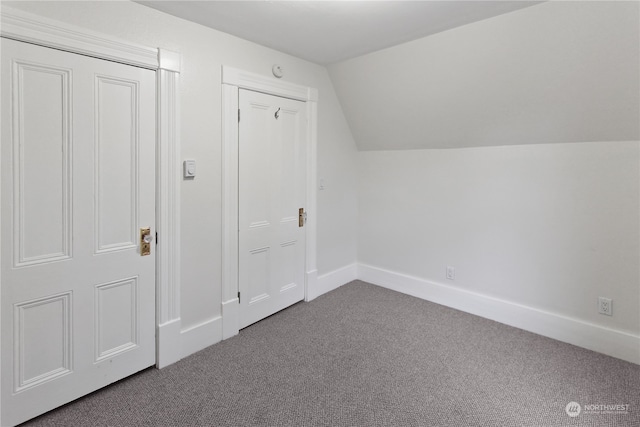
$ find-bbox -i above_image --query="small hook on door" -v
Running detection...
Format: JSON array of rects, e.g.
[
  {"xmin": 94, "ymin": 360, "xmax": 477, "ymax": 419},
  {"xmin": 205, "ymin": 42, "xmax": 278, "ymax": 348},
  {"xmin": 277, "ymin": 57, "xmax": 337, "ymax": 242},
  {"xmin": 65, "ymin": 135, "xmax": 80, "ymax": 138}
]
[{"xmin": 275, "ymin": 108, "xmax": 280, "ymax": 120}]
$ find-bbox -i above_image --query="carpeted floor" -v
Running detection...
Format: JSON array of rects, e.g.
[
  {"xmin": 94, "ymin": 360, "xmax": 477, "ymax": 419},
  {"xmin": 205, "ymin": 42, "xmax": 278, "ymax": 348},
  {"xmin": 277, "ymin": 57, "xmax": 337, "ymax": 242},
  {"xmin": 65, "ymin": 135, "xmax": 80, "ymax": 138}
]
[{"xmin": 22, "ymin": 281, "xmax": 640, "ymax": 426}]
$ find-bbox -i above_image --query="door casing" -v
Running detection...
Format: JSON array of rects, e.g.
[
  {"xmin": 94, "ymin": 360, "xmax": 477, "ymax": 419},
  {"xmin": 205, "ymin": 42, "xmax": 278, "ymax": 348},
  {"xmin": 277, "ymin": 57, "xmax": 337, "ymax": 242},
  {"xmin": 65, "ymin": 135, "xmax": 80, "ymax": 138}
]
[
  {"xmin": 0, "ymin": 9, "xmax": 182, "ymax": 424},
  {"xmin": 221, "ymin": 66, "xmax": 318, "ymax": 340}
]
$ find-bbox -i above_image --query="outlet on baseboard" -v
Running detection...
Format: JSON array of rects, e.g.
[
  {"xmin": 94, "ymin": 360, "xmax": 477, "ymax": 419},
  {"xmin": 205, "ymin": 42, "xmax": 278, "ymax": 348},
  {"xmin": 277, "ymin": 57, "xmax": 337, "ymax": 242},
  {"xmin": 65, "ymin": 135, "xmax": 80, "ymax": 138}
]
[
  {"xmin": 446, "ymin": 266, "xmax": 455, "ymax": 280},
  {"xmin": 598, "ymin": 297, "xmax": 612, "ymax": 316}
]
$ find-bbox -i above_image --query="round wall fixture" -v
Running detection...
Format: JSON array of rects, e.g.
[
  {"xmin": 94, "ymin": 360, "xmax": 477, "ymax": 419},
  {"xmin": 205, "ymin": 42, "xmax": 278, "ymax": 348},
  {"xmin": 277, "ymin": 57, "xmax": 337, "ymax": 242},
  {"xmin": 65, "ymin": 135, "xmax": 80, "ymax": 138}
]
[{"xmin": 272, "ymin": 64, "xmax": 284, "ymax": 78}]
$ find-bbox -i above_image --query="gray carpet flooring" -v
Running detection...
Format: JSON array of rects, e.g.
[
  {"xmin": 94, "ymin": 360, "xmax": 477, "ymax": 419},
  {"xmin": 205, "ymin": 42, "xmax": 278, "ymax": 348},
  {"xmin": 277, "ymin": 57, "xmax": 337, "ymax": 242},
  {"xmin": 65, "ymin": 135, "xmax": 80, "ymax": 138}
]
[{"xmin": 22, "ymin": 281, "xmax": 640, "ymax": 426}]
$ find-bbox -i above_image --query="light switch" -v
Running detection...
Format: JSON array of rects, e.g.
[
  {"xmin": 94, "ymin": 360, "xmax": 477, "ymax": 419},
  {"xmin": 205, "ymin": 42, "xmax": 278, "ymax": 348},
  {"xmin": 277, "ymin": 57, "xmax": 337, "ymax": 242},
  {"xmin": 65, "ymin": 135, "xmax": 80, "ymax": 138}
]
[{"xmin": 183, "ymin": 160, "xmax": 196, "ymax": 178}]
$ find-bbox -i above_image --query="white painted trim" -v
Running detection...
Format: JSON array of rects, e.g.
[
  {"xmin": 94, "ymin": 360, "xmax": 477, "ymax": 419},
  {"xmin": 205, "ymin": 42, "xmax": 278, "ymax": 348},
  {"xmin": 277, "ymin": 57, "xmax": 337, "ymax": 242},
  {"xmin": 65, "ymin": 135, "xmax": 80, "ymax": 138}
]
[
  {"xmin": 221, "ymin": 84, "xmax": 239, "ymax": 306},
  {"xmin": 156, "ymin": 319, "xmax": 182, "ymax": 369},
  {"xmin": 156, "ymin": 61, "xmax": 182, "ymax": 368},
  {"xmin": 309, "ymin": 264, "xmax": 358, "ymax": 301},
  {"xmin": 0, "ymin": 7, "xmax": 183, "ymax": 371},
  {"xmin": 221, "ymin": 65, "xmax": 318, "ymax": 335},
  {"xmin": 180, "ymin": 317, "xmax": 223, "ymax": 359},
  {"xmin": 158, "ymin": 49, "xmax": 180, "ymax": 73},
  {"xmin": 222, "ymin": 66, "xmax": 318, "ymax": 102},
  {"xmin": 304, "ymin": 98, "xmax": 319, "ymax": 302},
  {"xmin": 305, "ymin": 270, "xmax": 318, "ymax": 302},
  {"xmin": 358, "ymin": 263, "xmax": 640, "ymax": 365},
  {"xmin": 222, "ymin": 299, "xmax": 240, "ymax": 340},
  {"xmin": 0, "ymin": 6, "xmax": 157, "ymax": 69}
]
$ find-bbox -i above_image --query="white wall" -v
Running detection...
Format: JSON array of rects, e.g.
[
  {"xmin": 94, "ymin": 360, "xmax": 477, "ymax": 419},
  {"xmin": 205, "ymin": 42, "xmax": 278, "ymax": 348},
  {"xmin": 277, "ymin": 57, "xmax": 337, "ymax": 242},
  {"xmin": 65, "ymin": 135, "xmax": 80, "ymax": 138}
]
[
  {"xmin": 340, "ymin": 1, "xmax": 640, "ymax": 363},
  {"xmin": 359, "ymin": 142, "xmax": 639, "ymax": 335},
  {"xmin": 4, "ymin": 0, "xmax": 358, "ymax": 351},
  {"xmin": 6, "ymin": 0, "xmax": 638, "ymax": 366},
  {"xmin": 329, "ymin": 1, "xmax": 639, "ymax": 150}
]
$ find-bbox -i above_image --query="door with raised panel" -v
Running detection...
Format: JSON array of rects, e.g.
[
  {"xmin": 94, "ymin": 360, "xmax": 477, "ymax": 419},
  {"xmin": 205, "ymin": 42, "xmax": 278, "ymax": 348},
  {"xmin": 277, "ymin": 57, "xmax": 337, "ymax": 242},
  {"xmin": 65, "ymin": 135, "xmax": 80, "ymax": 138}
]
[
  {"xmin": 0, "ymin": 38, "xmax": 156, "ymax": 426},
  {"xmin": 238, "ymin": 89, "xmax": 307, "ymax": 329}
]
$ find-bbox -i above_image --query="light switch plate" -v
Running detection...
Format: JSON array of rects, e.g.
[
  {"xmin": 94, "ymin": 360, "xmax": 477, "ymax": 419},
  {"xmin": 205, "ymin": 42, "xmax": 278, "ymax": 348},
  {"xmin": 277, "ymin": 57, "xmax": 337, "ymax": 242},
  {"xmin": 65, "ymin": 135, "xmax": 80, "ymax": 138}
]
[{"xmin": 183, "ymin": 160, "xmax": 196, "ymax": 178}]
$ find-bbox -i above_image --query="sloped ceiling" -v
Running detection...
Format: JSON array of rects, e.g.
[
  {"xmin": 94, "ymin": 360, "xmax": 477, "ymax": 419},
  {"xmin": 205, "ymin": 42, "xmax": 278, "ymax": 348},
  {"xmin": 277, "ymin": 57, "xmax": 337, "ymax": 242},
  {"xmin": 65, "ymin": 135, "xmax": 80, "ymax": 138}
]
[
  {"xmin": 136, "ymin": 1, "xmax": 542, "ymax": 65},
  {"xmin": 328, "ymin": 1, "xmax": 639, "ymax": 150},
  {"xmin": 136, "ymin": 1, "xmax": 638, "ymax": 151}
]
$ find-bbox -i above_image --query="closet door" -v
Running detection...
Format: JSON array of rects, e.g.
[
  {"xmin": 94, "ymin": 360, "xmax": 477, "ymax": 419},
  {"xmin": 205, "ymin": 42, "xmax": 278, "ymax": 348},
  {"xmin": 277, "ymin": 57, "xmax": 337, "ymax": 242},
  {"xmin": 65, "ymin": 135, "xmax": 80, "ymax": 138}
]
[
  {"xmin": 238, "ymin": 89, "xmax": 307, "ymax": 329},
  {"xmin": 1, "ymin": 38, "xmax": 156, "ymax": 426}
]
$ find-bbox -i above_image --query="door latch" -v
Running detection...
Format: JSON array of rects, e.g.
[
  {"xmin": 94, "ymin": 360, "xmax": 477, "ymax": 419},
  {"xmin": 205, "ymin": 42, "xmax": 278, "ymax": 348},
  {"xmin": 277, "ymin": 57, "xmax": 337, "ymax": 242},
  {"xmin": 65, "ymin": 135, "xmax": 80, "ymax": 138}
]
[
  {"xmin": 298, "ymin": 208, "xmax": 306, "ymax": 227},
  {"xmin": 140, "ymin": 227, "xmax": 152, "ymax": 256}
]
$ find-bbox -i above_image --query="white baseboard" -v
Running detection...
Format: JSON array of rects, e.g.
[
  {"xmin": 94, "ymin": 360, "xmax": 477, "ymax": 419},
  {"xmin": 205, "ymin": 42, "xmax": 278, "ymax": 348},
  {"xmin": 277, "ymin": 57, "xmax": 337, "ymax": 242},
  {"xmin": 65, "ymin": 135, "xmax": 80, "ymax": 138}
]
[
  {"xmin": 156, "ymin": 318, "xmax": 182, "ymax": 368},
  {"xmin": 308, "ymin": 263, "xmax": 358, "ymax": 301},
  {"xmin": 305, "ymin": 269, "xmax": 318, "ymax": 302},
  {"xmin": 222, "ymin": 298, "xmax": 239, "ymax": 340},
  {"xmin": 358, "ymin": 263, "xmax": 640, "ymax": 365},
  {"xmin": 157, "ymin": 316, "xmax": 224, "ymax": 368},
  {"xmin": 179, "ymin": 316, "xmax": 222, "ymax": 360}
]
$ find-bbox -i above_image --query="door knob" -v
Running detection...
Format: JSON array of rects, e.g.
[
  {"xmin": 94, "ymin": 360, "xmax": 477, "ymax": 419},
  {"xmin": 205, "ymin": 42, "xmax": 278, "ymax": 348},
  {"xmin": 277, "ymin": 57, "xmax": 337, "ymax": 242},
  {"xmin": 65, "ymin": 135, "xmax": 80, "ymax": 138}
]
[
  {"xmin": 298, "ymin": 208, "xmax": 306, "ymax": 227},
  {"xmin": 140, "ymin": 227, "xmax": 152, "ymax": 256}
]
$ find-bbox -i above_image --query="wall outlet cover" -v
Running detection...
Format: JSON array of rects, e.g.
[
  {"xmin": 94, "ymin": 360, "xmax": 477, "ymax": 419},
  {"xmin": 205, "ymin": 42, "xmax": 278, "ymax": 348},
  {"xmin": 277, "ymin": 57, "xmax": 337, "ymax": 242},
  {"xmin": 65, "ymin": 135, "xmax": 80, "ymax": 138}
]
[
  {"xmin": 598, "ymin": 297, "xmax": 612, "ymax": 316},
  {"xmin": 446, "ymin": 266, "xmax": 455, "ymax": 280}
]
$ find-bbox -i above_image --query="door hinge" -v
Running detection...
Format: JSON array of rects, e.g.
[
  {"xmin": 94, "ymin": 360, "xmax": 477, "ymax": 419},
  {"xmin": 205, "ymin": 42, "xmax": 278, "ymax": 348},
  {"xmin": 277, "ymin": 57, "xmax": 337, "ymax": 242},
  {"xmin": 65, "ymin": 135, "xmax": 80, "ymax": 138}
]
[
  {"xmin": 238, "ymin": 109, "xmax": 240, "ymax": 122},
  {"xmin": 238, "ymin": 291, "xmax": 241, "ymax": 303}
]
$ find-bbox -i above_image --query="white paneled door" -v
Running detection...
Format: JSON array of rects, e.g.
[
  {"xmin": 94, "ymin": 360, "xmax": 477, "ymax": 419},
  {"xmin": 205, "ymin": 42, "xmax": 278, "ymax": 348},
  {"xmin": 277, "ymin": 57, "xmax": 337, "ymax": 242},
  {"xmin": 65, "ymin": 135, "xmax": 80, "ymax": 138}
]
[
  {"xmin": 0, "ymin": 39, "xmax": 156, "ymax": 426},
  {"xmin": 238, "ymin": 89, "xmax": 307, "ymax": 329}
]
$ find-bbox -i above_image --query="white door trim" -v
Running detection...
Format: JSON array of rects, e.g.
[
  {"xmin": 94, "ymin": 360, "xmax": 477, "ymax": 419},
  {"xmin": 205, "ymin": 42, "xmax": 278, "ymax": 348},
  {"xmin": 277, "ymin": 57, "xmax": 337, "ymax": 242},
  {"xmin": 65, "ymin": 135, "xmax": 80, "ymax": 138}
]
[
  {"xmin": 0, "ymin": 7, "xmax": 158, "ymax": 70},
  {"xmin": 0, "ymin": 5, "xmax": 182, "ymax": 380},
  {"xmin": 221, "ymin": 66, "xmax": 318, "ymax": 339},
  {"xmin": 155, "ymin": 58, "xmax": 183, "ymax": 368}
]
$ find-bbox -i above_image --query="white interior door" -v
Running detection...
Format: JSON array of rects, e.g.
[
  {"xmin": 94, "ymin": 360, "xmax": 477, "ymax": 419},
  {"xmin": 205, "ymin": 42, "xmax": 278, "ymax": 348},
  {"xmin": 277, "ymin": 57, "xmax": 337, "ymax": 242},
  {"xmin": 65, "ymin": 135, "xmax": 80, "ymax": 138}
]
[
  {"xmin": 1, "ymin": 38, "xmax": 156, "ymax": 426},
  {"xmin": 238, "ymin": 89, "xmax": 307, "ymax": 329}
]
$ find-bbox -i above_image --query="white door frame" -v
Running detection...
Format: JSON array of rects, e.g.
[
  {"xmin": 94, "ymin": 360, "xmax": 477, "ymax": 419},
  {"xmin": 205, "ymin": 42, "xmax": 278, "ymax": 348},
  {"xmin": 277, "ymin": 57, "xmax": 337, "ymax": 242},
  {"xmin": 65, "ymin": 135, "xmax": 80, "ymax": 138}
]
[
  {"xmin": 0, "ymin": 7, "xmax": 183, "ymax": 398},
  {"xmin": 221, "ymin": 66, "xmax": 318, "ymax": 339}
]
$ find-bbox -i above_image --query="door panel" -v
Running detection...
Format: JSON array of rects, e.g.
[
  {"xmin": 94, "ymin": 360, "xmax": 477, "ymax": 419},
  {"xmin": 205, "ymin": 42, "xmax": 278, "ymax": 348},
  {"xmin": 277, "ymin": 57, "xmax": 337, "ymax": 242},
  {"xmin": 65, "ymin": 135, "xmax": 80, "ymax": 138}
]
[
  {"xmin": 95, "ymin": 76, "xmax": 140, "ymax": 253},
  {"xmin": 13, "ymin": 61, "xmax": 71, "ymax": 266},
  {"xmin": 238, "ymin": 89, "xmax": 306, "ymax": 329},
  {"xmin": 95, "ymin": 277, "xmax": 139, "ymax": 361},
  {"xmin": 14, "ymin": 292, "xmax": 72, "ymax": 393},
  {"xmin": 1, "ymin": 38, "xmax": 156, "ymax": 426}
]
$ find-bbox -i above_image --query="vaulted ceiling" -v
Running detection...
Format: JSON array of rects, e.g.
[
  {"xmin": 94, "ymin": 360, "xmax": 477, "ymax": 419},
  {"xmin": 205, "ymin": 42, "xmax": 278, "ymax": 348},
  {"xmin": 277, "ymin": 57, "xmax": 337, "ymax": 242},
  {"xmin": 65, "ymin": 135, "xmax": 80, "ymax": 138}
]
[
  {"xmin": 328, "ymin": 1, "xmax": 640, "ymax": 150},
  {"xmin": 136, "ymin": 1, "xmax": 542, "ymax": 65},
  {"xmin": 137, "ymin": 1, "xmax": 639, "ymax": 150}
]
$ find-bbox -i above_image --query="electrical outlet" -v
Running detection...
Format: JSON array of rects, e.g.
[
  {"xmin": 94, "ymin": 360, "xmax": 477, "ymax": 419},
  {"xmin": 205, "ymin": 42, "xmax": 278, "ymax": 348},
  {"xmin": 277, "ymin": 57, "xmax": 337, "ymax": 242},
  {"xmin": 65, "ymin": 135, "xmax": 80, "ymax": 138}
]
[
  {"xmin": 446, "ymin": 266, "xmax": 455, "ymax": 280},
  {"xmin": 598, "ymin": 297, "xmax": 612, "ymax": 316}
]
